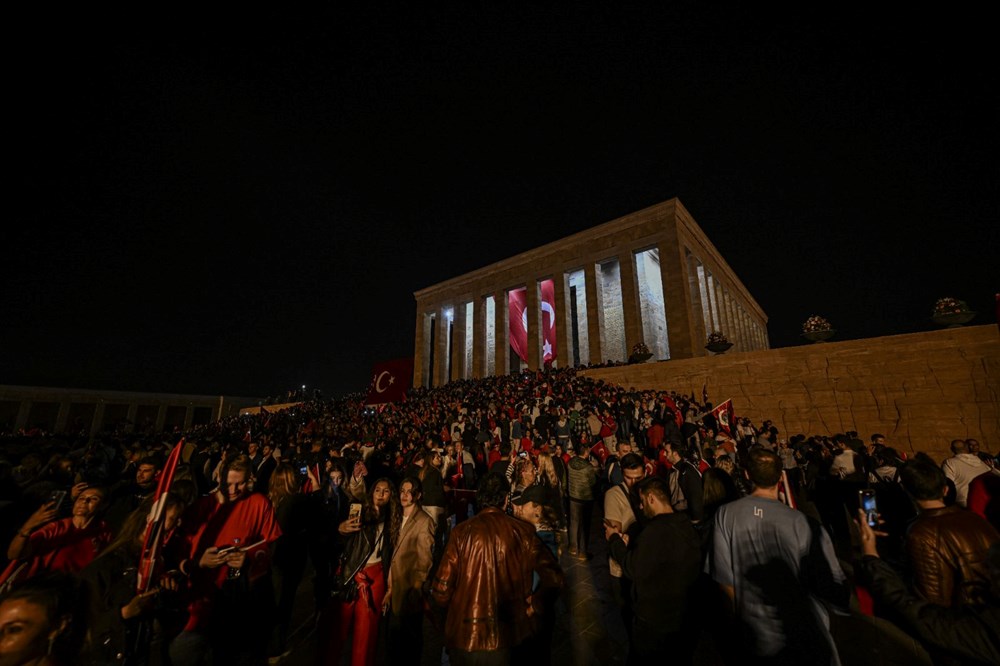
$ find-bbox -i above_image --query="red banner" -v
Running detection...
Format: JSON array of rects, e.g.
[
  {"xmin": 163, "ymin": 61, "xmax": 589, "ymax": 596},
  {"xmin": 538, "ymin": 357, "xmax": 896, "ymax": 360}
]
[
  {"xmin": 137, "ymin": 439, "xmax": 184, "ymax": 593},
  {"xmin": 540, "ymin": 279, "xmax": 557, "ymax": 364},
  {"xmin": 710, "ymin": 399, "xmax": 735, "ymax": 435},
  {"xmin": 509, "ymin": 283, "xmax": 558, "ymax": 365},
  {"xmin": 508, "ymin": 288, "xmax": 528, "ymax": 363},
  {"xmin": 365, "ymin": 357, "xmax": 414, "ymax": 405}
]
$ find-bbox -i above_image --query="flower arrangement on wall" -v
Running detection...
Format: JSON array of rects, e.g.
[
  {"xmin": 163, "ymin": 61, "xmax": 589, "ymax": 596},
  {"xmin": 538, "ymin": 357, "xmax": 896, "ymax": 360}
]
[
  {"xmin": 706, "ymin": 331, "xmax": 730, "ymax": 345},
  {"xmin": 802, "ymin": 315, "xmax": 832, "ymax": 334},
  {"xmin": 933, "ymin": 297, "xmax": 971, "ymax": 316},
  {"xmin": 631, "ymin": 342, "xmax": 650, "ymax": 356}
]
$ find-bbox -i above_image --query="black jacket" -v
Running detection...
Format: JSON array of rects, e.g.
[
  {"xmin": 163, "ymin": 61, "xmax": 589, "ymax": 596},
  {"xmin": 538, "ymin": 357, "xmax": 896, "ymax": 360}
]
[
  {"xmin": 858, "ymin": 555, "xmax": 1000, "ymax": 665},
  {"xmin": 609, "ymin": 511, "xmax": 702, "ymax": 633},
  {"xmin": 336, "ymin": 515, "xmax": 393, "ymax": 591}
]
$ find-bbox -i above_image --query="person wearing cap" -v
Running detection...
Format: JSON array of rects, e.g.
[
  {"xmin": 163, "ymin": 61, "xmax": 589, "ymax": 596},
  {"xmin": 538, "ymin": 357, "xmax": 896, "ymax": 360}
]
[
  {"xmin": 511, "ymin": 486, "xmax": 559, "ymax": 558},
  {"xmin": 431, "ymin": 473, "xmax": 563, "ymax": 664},
  {"xmin": 510, "ymin": 484, "xmax": 561, "ymax": 665}
]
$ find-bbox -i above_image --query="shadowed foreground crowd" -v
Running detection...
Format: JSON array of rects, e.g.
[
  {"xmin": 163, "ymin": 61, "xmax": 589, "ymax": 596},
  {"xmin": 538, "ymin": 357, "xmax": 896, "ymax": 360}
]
[{"xmin": 0, "ymin": 367, "xmax": 997, "ymax": 665}]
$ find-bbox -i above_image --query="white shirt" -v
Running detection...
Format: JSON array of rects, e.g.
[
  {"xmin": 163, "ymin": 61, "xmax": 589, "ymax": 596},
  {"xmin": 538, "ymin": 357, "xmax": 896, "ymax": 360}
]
[{"xmin": 942, "ymin": 453, "xmax": 991, "ymax": 507}]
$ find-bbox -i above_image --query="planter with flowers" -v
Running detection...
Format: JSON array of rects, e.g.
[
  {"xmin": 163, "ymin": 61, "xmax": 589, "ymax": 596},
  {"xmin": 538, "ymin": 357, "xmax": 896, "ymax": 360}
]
[
  {"xmin": 705, "ymin": 331, "xmax": 733, "ymax": 354},
  {"xmin": 932, "ymin": 297, "xmax": 975, "ymax": 328},
  {"xmin": 802, "ymin": 315, "xmax": 835, "ymax": 343},
  {"xmin": 629, "ymin": 342, "xmax": 652, "ymax": 363}
]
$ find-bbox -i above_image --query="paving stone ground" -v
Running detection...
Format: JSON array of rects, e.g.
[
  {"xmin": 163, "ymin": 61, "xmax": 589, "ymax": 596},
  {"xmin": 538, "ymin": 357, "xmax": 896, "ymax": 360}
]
[{"xmin": 281, "ymin": 504, "xmax": 932, "ymax": 666}]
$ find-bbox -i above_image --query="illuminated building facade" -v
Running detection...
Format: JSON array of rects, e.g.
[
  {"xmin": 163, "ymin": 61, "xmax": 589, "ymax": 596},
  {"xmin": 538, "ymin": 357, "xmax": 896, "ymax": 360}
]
[{"xmin": 413, "ymin": 198, "xmax": 768, "ymax": 387}]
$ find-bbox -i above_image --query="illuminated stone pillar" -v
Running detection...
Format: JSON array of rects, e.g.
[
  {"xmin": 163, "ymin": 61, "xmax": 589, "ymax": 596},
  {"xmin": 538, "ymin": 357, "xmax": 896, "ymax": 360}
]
[
  {"xmin": 413, "ymin": 310, "xmax": 425, "ymax": 387},
  {"xmin": 472, "ymin": 297, "xmax": 485, "ymax": 378},
  {"xmin": 583, "ymin": 263, "xmax": 603, "ymax": 364},
  {"xmin": 618, "ymin": 251, "xmax": 642, "ymax": 356},
  {"xmin": 658, "ymin": 235, "xmax": 700, "ymax": 359},
  {"xmin": 685, "ymin": 254, "xmax": 707, "ymax": 354},
  {"xmin": 526, "ymin": 280, "xmax": 539, "ymax": 370},
  {"xmin": 433, "ymin": 306, "xmax": 447, "ymax": 387},
  {"xmin": 553, "ymin": 273, "xmax": 570, "ymax": 368},
  {"xmin": 451, "ymin": 303, "xmax": 466, "ymax": 381},
  {"xmin": 494, "ymin": 290, "xmax": 507, "ymax": 375}
]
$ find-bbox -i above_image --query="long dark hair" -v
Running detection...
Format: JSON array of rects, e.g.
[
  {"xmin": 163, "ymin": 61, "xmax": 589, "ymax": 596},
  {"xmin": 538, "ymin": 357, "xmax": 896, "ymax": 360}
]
[
  {"xmin": 100, "ymin": 493, "xmax": 184, "ymax": 560},
  {"xmin": 365, "ymin": 478, "xmax": 402, "ymax": 549}
]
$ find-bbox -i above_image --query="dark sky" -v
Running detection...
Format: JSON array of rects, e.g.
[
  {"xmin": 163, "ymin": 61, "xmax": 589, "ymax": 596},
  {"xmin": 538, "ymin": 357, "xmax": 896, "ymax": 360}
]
[{"xmin": 4, "ymin": 6, "xmax": 997, "ymax": 398}]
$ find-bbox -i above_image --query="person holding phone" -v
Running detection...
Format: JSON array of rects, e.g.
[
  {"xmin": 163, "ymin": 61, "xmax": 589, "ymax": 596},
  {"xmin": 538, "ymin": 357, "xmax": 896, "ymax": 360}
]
[
  {"xmin": 171, "ymin": 454, "xmax": 281, "ymax": 666},
  {"xmin": 1, "ymin": 486, "xmax": 111, "ymax": 586},
  {"xmin": 322, "ymin": 478, "xmax": 400, "ymax": 666}
]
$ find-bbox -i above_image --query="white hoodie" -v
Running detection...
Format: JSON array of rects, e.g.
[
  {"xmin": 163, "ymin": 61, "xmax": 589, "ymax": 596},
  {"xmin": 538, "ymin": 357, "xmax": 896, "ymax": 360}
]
[{"xmin": 942, "ymin": 452, "xmax": 991, "ymax": 507}]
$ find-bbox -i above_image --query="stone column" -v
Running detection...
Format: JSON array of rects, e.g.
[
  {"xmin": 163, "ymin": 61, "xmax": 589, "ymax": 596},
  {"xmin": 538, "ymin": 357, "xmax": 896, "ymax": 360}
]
[
  {"xmin": 15, "ymin": 401, "xmax": 32, "ymax": 432},
  {"xmin": 429, "ymin": 310, "xmax": 441, "ymax": 387},
  {"xmin": 494, "ymin": 290, "xmax": 507, "ymax": 375},
  {"xmin": 685, "ymin": 255, "xmax": 707, "ymax": 355},
  {"xmin": 553, "ymin": 272, "xmax": 570, "ymax": 369},
  {"xmin": 526, "ymin": 280, "xmax": 539, "ymax": 370},
  {"xmin": 736, "ymin": 305, "xmax": 748, "ymax": 352},
  {"xmin": 470, "ymin": 297, "xmax": 482, "ymax": 378},
  {"xmin": 583, "ymin": 263, "xmax": 603, "ymax": 364},
  {"xmin": 90, "ymin": 402, "xmax": 105, "ymax": 441},
  {"xmin": 451, "ymin": 302, "xmax": 466, "ymax": 380},
  {"xmin": 155, "ymin": 404, "xmax": 167, "ymax": 433},
  {"xmin": 742, "ymin": 308, "xmax": 753, "ymax": 352},
  {"xmin": 658, "ymin": 226, "xmax": 701, "ymax": 359},
  {"xmin": 126, "ymin": 404, "xmax": 138, "ymax": 433},
  {"xmin": 722, "ymin": 290, "xmax": 737, "ymax": 347},
  {"xmin": 54, "ymin": 401, "xmax": 71, "ymax": 434},
  {"xmin": 413, "ymin": 308, "xmax": 426, "ymax": 388},
  {"xmin": 435, "ymin": 306, "xmax": 450, "ymax": 386},
  {"xmin": 183, "ymin": 405, "xmax": 194, "ymax": 430},
  {"xmin": 618, "ymin": 251, "xmax": 642, "ymax": 356}
]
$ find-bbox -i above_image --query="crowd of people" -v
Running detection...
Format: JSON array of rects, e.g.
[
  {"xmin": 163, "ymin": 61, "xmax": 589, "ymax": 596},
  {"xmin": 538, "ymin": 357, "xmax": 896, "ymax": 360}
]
[{"xmin": 0, "ymin": 365, "xmax": 997, "ymax": 665}]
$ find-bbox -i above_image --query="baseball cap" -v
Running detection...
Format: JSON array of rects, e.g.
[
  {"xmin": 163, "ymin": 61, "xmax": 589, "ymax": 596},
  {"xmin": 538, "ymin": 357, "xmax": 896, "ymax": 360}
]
[{"xmin": 511, "ymin": 485, "xmax": 548, "ymax": 505}]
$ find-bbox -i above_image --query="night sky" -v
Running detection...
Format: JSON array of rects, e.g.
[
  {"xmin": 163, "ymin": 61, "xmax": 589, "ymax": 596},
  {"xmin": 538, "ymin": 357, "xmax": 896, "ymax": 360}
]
[{"xmin": 5, "ymin": 6, "xmax": 997, "ymax": 399}]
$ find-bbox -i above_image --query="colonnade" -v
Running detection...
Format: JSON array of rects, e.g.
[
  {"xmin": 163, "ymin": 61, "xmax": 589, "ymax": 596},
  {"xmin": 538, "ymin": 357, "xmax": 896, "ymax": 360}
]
[{"xmin": 413, "ymin": 199, "xmax": 769, "ymax": 388}]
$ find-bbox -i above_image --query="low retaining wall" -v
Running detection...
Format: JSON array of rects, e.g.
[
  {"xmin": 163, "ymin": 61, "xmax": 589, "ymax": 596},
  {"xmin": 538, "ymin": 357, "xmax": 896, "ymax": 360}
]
[{"xmin": 582, "ymin": 325, "xmax": 1000, "ymax": 462}]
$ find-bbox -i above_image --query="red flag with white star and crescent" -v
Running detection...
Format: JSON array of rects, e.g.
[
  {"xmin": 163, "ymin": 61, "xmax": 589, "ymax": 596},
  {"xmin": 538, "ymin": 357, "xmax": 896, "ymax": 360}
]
[
  {"xmin": 710, "ymin": 399, "xmax": 736, "ymax": 435},
  {"xmin": 540, "ymin": 278, "xmax": 557, "ymax": 364},
  {"xmin": 365, "ymin": 358, "xmax": 414, "ymax": 405}
]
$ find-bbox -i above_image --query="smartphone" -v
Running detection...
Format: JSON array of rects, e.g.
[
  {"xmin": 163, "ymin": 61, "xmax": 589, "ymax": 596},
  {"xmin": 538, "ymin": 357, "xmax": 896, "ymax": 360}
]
[
  {"xmin": 48, "ymin": 490, "xmax": 68, "ymax": 512},
  {"xmin": 859, "ymin": 489, "xmax": 878, "ymax": 528},
  {"xmin": 348, "ymin": 503, "xmax": 362, "ymax": 521},
  {"xmin": 299, "ymin": 465, "xmax": 310, "ymax": 476}
]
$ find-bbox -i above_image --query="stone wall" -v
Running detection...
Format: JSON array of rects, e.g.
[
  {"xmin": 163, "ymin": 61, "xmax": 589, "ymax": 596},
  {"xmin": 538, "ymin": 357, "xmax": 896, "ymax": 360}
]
[{"xmin": 582, "ymin": 325, "xmax": 1000, "ymax": 463}]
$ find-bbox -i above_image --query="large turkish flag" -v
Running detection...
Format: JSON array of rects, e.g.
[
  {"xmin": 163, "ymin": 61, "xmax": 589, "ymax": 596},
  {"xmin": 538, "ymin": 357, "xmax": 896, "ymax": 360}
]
[
  {"xmin": 508, "ymin": 288, "xmax": 528, "ymax": 363},
  {"xmin": 365, "ymin": 357, "xmax": 413, "ymax": 405},
  {"xmin": 508, "ymin": 282, "xmax": 558, "ymax": 365},
  {"xmin": 540, "ymin": 279, "xmax": 557, "ymax": 364}
]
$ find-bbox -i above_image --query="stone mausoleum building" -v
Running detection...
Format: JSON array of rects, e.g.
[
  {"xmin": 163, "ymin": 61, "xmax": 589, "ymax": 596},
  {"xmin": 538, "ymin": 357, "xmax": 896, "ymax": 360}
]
[{"xmin": 413, "ymin": 198, "xmax": 768, "ymax": 388}]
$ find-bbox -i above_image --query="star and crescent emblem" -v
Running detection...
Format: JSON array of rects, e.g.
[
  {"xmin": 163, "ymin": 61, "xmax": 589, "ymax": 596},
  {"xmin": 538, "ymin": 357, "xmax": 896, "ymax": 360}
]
[{"xmin": 374, "ymin": 371, "xmax": 395, "ymax": 393}]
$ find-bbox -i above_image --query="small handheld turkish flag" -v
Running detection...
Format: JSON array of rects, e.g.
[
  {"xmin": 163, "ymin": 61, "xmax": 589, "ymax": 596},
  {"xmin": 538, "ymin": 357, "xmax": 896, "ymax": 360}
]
[
  {"xmin": 365, "ymin": 358, "xmax": 414, "ymax": 405},
  {"xmin": 710, "ymin": 399, "xmax": 735, "ymax": 435}
]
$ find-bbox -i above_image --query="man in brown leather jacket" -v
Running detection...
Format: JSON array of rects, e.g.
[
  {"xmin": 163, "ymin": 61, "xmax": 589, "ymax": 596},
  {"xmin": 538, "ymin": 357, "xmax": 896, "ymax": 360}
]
[
  {"xmin": 901, "ymin": 458, "xmax": 1000, "ymax": 609},
  {"xmin": 430, "ymin": 472, "xmax": 563, "ymax": 665}
]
